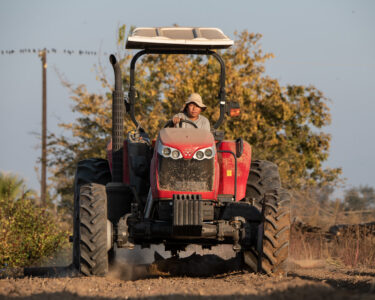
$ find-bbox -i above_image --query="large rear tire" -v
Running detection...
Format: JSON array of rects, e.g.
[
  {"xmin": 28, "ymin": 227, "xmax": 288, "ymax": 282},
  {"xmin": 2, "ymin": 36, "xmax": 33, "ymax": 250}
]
[
  {"xmin": 72, "ymin": 159, "xmax": 112, "ymax": 276},
  {"xmin": 244, "ymin": 160, "xmax": 291, "ymax": 275}
]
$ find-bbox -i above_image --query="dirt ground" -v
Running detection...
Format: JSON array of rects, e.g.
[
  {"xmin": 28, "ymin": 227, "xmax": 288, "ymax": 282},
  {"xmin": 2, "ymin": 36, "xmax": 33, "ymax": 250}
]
[{"xmin": 1, "ymin": 247, "xmax": 374, "ymax": 300}]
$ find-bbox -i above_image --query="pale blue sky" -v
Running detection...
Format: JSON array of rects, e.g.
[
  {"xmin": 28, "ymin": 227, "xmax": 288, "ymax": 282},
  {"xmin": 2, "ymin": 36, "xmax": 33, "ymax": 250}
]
[{"xmin": 0, "ymin": 0, "xmax": 374, "ymax": 195}]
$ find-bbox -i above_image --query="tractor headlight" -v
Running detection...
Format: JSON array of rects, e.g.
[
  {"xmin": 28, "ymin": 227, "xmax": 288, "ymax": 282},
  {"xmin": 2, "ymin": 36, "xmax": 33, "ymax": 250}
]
[
  {"xmin": 158, "ymin": 143, "xmax": 182, "ymax": 159},
  {"xmin": 195, "ymin": 150, "xmax": 204, "ymax": 160},
  {"xmin": 162, "ymin": 147, "xmax": 171, "ymax": 156},
  {"xmin": 204, "ymin": 149, "xmax": 213, "ymax": 157},
  {"xmin": 171, "ymin": 150, "xmax": 180, "ymax": 159},
  {"xmin": 193, "ymin": 146, "xmax": 215, "ymax": 160}
]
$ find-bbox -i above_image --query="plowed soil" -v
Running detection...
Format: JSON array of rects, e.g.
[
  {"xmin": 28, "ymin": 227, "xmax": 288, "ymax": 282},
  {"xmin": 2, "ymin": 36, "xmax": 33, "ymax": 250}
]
[{"xmin": 1, "ymin": 247, "xmax": 374, "ymax": 300}]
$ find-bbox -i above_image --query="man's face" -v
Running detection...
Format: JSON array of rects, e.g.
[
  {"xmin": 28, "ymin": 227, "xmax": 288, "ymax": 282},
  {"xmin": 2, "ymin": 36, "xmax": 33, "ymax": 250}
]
[{"xmin": 186, "ymin": 102, "xmax": 202, "ymax": 119}]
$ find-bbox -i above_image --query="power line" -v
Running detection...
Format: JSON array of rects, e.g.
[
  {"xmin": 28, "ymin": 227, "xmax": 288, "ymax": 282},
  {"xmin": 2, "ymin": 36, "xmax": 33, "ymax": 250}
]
[
  {"xmin": 0, "ymin": 48, "xmax": 111, "ymax": 56},
  {"xmin": 2, "ymin": 47, "xmax": 118, "ymax": 202},
  {"xmin": 1, "ymin": 47, "xmax": 112, "ymax": 203}
]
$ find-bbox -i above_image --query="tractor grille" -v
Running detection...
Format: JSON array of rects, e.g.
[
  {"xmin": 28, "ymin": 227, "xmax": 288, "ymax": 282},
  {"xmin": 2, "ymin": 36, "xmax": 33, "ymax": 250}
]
[
  {"xmin": 158, "ymin": 155, "xmax": 214, "ymax": 191},
  {"xmin": 173, "ymin": 194, "xmax": 203, "ymax": 226}
]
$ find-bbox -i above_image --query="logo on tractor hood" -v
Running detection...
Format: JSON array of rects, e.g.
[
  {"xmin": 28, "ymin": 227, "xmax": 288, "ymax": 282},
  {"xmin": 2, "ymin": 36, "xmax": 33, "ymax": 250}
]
[{"xmin": 181, "ymin": 147, "xmax": 199, "ymax": 159}]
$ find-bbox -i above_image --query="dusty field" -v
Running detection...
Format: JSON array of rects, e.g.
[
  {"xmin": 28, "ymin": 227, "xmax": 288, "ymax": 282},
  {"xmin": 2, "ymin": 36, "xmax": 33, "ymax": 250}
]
[{"xmin": 1, "ymin": 250, "xmax": 374, "ymax": 300}]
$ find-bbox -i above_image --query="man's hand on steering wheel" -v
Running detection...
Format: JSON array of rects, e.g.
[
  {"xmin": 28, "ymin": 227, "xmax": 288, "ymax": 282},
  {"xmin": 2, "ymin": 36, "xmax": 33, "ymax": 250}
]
[{"xmin": 172, "ymin": 116, "xmax": 181, "ymax": 126}]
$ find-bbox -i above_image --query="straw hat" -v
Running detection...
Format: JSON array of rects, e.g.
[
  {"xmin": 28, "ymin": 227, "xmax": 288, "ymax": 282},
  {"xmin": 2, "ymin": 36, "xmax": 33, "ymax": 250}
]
[{"xmin": 181, "ymin": 93, "xmax": 207, "ymax": 112}]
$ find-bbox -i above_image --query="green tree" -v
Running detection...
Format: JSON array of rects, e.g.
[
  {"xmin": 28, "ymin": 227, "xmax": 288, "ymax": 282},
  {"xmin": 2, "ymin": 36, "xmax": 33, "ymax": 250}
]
[
  {"xmin": 0, "ymin": 172, "xmax": 68, "ymax": 268},
  {"xmin": 49, "ymin": 25, "xmax": 341, "ymax": 216},
  {"xmin": 0, "ymin": 172, "xmax": 36, "ymax": 202},
  {"xmin": 343, "ymin": 185, "xmax": 375, "ymax": 211}
]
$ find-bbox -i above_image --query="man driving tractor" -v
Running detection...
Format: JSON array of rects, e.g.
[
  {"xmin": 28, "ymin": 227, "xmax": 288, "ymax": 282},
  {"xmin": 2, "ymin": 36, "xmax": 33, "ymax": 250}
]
[
  {"xmin": 172, "ymin": 93, "xmax": 210, "ymax": 131},
  {"xmin": 72, "ymin": 27, "xmax": 290, "ymax": 277}
]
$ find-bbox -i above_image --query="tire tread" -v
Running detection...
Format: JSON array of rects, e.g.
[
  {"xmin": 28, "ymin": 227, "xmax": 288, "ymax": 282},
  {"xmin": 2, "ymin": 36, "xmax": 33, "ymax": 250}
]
[{"xmin": 243, "ymin": 160, "xmax": 291, "ymax": 275}]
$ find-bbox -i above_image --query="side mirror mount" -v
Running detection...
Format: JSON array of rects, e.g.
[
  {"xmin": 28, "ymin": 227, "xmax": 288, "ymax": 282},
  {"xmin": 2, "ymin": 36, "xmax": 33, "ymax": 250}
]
[
  {"xmin": 226, "ymin": 101, "xmax": 240, "ymax": 117},
  {"xmin": 211, "ymin": 130, "xmax": 225, "ymax": 141},
  {"xmin": 124, "ymin": 96, "xmax": 130, "ymax": 113},
  {"xmin": 235, "ymin": 137, "xmax": 243, "ymax": 158}
]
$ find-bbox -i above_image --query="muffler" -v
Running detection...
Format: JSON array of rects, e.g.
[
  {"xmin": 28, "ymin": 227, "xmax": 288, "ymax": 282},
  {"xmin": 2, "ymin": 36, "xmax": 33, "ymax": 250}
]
[{"xmin": 107, "ymin": 55, "xmax": 129, "ymax": 224}]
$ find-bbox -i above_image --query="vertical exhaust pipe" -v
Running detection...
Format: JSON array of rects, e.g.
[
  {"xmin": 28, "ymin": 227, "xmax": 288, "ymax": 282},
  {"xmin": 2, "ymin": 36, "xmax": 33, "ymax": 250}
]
[
  {"xmin": 109, "ymin": 55, "xmax": 124, "ymax": 183},
  {"xmin": 107, "ymin": 55, "xmax": 131, "ymax": 225}
]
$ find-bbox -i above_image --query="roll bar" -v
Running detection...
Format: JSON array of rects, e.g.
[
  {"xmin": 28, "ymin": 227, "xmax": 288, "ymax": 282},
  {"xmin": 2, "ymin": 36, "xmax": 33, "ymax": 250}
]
[{"xmin": 129, "ymin": 49, "xmax": 226, "ymax": 129}]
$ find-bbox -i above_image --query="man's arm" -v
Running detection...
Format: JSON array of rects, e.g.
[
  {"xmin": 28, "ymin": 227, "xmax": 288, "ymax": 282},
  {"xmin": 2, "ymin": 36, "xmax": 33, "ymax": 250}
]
[{"xmin": 173, "ymin": 113, "xmax": 186, "ymax": 125}]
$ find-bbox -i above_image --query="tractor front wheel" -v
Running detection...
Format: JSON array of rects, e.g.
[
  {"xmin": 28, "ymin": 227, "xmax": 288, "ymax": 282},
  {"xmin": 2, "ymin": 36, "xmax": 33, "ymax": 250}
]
[
  {"xmin": 72, "ymin": 158, "xmax": 113, "ymax": 276},
  {"xmin": 75, "ymin": 183, "xmax": 111, "ymax": 276}
]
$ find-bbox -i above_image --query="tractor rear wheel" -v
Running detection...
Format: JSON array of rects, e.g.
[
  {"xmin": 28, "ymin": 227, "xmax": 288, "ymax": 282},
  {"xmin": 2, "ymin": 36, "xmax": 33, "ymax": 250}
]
[
  {"xmin": 243, "ymin": 160, "xmax": 291, "ymax": 275},
  {"xmin": 72, "ymin": 158, "xmax": 112, "ymax": 276}
]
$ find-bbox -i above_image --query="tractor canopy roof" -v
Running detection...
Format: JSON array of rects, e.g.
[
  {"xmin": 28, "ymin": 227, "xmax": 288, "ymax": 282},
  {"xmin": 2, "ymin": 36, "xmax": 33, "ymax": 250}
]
[{"xmin": 126, "ymin": 27, "xmax": 233, "ymax": 50}]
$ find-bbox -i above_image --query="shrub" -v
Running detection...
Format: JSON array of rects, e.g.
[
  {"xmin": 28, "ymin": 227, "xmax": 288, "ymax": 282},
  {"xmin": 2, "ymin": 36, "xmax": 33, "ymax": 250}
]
[{"xmin": 0, "ymin": 172, "xmax": 68, "ymax": 268}]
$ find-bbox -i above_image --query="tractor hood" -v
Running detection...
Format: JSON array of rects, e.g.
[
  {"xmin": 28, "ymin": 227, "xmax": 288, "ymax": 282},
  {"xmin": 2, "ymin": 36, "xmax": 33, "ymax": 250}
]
[{"xmin": 158, "ymin": 128, "xmax": 214, "ymax": 159}]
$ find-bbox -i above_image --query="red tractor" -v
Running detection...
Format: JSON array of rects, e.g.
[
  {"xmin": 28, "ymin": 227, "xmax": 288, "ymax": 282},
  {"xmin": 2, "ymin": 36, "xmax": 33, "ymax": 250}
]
[{"xmin": 72, "ymin": 27, "xmax": 291, "ymax": 276}]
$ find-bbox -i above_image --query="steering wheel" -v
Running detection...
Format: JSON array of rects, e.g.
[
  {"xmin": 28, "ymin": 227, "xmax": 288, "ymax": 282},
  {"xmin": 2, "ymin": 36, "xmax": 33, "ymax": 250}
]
[{"xmin": 163, "ymin": 119, "xmax": 198, "ymax": 128}]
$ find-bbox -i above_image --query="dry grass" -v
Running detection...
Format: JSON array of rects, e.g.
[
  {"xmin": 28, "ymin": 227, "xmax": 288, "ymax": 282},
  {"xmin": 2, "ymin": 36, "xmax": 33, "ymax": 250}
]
[
  {"xmin": 290, "ymin": 224, "xmax": 375, "ymax": 267},
  {"xmin": 289, "ymin": 190, "xmax": 375, "ymax": 268}
]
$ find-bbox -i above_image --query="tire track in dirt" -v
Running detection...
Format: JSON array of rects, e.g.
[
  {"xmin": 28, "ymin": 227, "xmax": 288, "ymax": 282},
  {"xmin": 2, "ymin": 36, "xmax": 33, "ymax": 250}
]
[{"xmin": 1, "ymin": 254, "xmax": 374, "ymax": 300}]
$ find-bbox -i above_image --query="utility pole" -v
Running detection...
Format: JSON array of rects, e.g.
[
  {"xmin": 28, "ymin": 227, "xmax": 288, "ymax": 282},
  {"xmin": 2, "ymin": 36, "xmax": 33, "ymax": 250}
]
[{"xmin": 39, "ymin": 49, "xmax": 47, "ymax": 205}]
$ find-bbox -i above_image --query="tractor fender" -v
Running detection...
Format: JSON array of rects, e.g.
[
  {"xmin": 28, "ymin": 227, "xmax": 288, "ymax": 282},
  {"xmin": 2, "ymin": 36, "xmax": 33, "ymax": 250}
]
[{"xmin": 217, "ymin": 140, "xmax": 251, "ymax": 201}]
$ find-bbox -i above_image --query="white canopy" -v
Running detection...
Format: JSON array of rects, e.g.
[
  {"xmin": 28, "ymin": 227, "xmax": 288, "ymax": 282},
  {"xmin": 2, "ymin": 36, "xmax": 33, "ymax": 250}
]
[{"xmin": 126, "ymin": 27, "xmax": 234, "ymax": 50}]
